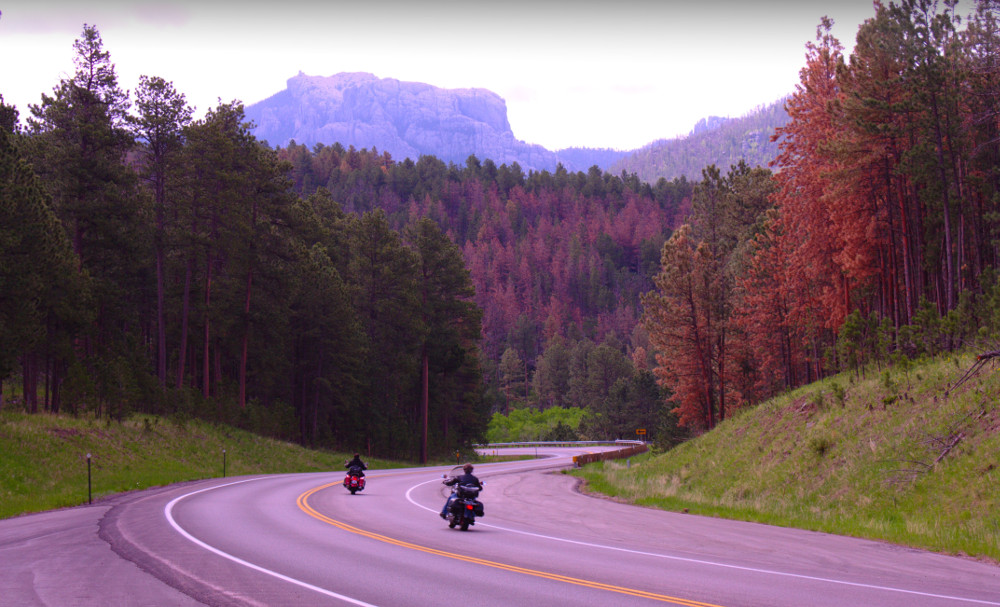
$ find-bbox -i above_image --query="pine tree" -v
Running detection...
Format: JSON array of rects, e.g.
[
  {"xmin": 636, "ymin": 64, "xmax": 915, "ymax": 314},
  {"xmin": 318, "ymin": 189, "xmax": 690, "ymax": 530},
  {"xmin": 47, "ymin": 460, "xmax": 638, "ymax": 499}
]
[
  {"xmin": 25, "ymin": 25, "xmax": 147, "ymax": 415},
  {"xmin": 346, "ymin": 210, "xmax": 421, "ymax": 456},
  {"xmin": 0, "ymin": 99, "xmax": 92, "ymax": 412},
  {"xmin": 407, "ymin": 217, "xmax": 484, "ymax": 460},
  {"xmin": 133, "ymin": 75, "xmax": 193, "ymax": 388}
]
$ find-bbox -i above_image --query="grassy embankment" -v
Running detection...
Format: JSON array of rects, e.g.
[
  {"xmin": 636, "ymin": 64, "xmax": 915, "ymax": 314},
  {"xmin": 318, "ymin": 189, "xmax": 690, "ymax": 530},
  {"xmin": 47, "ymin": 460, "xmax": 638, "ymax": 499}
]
[
  {"xmin": 571, "ymin": 353, "xmax": 1000, "ymax": 562},
  {"xmin": 0, "ymin": 412, "xmax": 407, "ymax": 520}
]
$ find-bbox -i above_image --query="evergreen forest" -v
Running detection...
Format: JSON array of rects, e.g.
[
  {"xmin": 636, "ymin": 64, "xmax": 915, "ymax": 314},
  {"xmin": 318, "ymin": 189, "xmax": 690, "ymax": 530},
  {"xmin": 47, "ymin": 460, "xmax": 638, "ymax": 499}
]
[{"xmin": 5, "ymin": 0, "xmax": 1000, "ymax": 461}]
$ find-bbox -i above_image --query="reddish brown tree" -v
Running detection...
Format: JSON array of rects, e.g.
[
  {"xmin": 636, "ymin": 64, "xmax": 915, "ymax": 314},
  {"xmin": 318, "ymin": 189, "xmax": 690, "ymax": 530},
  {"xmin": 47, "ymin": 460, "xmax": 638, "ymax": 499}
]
[{"xmin": 642, "ymin": 226, "xmax": 725, "ymax": 429}]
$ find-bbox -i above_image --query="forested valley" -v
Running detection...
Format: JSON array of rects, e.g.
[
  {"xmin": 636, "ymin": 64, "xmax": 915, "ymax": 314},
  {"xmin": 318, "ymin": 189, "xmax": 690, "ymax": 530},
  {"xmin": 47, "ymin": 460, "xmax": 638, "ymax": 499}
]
[
  {"xmin": 1, "ymin": 27, "xmax": 492, "ymax": 461},
  {"xmin": 5, "ymin": 0, "xmax": 1000, "ymax": 462},
  {"xmin": 1, "ymin": 25, "xmax": 692, "ymax": 459}
]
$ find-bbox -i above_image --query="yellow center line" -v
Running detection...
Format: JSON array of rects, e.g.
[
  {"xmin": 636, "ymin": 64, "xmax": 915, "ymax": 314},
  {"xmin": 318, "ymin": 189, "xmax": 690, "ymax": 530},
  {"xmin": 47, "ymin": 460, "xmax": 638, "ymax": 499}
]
[{"xmin": 298, "ymin": 482, "xmax": 724, "ymax": 607}]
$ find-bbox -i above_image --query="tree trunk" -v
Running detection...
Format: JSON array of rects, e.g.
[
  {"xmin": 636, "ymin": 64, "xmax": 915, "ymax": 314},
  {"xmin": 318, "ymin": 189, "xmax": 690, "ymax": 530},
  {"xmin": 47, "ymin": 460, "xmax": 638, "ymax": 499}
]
[
  {"xmin": 24, "ymin": 354, "xmax": 37, "ymax": 414},
  {"xmin": 686, "ymin": 281, "xmax": 713, "ymax": 430},
  {"xmin": 44, "ymin": 353, "xmax": 51, "ymax": 412},
  {"xmin": 929, "ymin": 91, "xmax": 956, "ymax": 310},
  {"xmin": 51, "ymin": 361, "xmax": 62, "ymax": 415},
  {"xmin": 311, "ymin": 353, "xmax": 321, "ymax": 448},
  {"xmin": 203, "ymin": 254, "xmax": 213, "ymax": 399},
  {"xmin": 524, "ymin": 359, "xmax": 529, "ymax": 402},
  {"xmin": 155, "ymin": 241, "xmax": 167, "ymax": 388},
  {"xmin": 716, "ymin": 330, "xmax": 726, "ymax": 424},
  {"xmin": 177, "ymin": 257, "xmax": 192, "ymax": 390},
  {"xmin": 239, "ymin": 267, "xmax": 253, "ymax": 408},
  {"xmin": 49, "ymin": 361, "xmax": 63, "ymax": 413},
  {"xmin": 420, "ymin": 346, "xmax": 429, "ymax": 464},
  {"xmin": 214, "ymin": 341, "xmax": 222, "ymax": 404},
  {"xmin": 896, "ymin": 173, "xmax": 914, "ymax": 324}
]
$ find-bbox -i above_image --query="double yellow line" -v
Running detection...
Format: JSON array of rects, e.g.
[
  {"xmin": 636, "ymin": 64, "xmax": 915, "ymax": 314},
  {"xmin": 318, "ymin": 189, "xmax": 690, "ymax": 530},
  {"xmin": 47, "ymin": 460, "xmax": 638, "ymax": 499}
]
[{"xmin": 298, "ymin": 482, "xmax": 723, "ymax": 607}]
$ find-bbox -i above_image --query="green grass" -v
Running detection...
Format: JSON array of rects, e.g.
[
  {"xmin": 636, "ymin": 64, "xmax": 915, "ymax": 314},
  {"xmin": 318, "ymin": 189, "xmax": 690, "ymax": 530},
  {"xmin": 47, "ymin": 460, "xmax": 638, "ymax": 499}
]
[
  {"xmin": 0, "ymin": 411, "xmax": 404, "ymax": 519},
  {"xmin": 571, "ymin": 353, "xmax": 1000, "ymax": 563},
  {"xmin": 476, "ymin": 453, "xmax": 535, "ymax": 463}
]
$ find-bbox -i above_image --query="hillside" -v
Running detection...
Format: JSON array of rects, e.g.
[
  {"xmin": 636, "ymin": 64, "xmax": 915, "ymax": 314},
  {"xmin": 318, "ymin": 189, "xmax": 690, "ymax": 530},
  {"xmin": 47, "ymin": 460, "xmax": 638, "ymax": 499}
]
[
  {"xmin": 0, "ymin": 412, "xmax": 406, "ymax": 519},
  {"xmin": 611, "ymin": 98, "xmax": 789, "ymax": 181},
  {"xmin": 572, "ymin": 353, "xmax": 1000, "ymax": 562},
  {"xmin": 275, "ymin": 144, "xmax": 693, "ymax": 369}
]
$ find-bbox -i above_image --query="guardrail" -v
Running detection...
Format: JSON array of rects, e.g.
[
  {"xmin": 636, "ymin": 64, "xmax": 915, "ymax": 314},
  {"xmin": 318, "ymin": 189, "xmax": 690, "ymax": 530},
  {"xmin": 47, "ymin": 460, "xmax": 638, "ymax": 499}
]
[
  {"xmin": 570, "ymin": 443, "xmax": 647, "ymax": 466},
  {"xmin": 474, "ymin": 440, "xmax": 648, "ymax": 466},
  {"xmin": 476, "ymin": 440, "xmax": 645, "ymax": 448}
]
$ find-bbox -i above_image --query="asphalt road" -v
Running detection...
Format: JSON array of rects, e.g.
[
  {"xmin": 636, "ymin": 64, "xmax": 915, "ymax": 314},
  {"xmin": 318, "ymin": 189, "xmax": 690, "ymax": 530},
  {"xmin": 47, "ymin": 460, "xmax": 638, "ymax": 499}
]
[{"xmin": 2, "ymin": 445, "xmax": 999, "ymax": 606}]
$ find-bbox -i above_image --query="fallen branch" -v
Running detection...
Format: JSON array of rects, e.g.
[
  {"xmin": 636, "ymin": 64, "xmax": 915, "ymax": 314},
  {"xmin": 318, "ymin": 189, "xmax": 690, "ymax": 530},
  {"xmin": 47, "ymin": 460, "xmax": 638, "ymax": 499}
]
[
  {"xmin": 883, "ymin": 430, "xmax": 965, "ymax": 486},
  {"xmin": 882, "ymin": 459, "xmax": 932, "ymax": 485},
  {"xmin": 933, "ymin": 432, "xmax": 965, "ymax": 465},
  {"xmin": 947, "ymin": 349, "xmax": 1000, "ymax": 395},
  {"xmin": 887, "ymin": 459, "xmax": 933, "ymax": 470}
]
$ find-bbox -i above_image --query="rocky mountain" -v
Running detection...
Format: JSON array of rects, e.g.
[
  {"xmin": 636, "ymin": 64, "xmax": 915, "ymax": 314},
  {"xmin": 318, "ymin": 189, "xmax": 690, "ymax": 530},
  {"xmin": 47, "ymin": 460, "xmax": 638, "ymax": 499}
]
[
  {"xmin": 689, "ymin": 116, "xmax": 729, "ymax": 136},
  {"xmin": 246, "ymin": 72, "xmax": 563, "ymax": 172},
  {"xmin": 245, "ymin": 72, "xmax": 789, "ymax": 180}
]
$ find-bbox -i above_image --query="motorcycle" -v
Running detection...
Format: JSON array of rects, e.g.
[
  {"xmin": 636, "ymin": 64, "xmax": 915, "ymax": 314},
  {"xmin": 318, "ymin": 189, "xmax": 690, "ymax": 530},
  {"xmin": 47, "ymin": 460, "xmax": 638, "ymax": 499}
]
[
  {"xmin": 442, "ymin": 472, "xmax": 484, "ymax": 531},
  {"xmin": 344, "ymin": 465, "xmax": 366, "ymax": 494}
]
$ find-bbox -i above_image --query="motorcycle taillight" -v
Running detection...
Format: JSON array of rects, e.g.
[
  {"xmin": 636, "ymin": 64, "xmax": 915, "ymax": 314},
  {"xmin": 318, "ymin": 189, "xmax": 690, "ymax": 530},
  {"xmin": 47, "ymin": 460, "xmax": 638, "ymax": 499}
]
[{"xmin": 466, "ymin": 504, "xmax": 474, "ymax": 510}]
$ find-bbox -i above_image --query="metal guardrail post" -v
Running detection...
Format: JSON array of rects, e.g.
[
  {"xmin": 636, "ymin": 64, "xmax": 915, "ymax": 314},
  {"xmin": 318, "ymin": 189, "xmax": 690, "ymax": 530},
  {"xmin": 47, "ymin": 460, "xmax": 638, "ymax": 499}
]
[{"xmin": 86, "ymin": 453, "xmax": 92, "ymax": 505}]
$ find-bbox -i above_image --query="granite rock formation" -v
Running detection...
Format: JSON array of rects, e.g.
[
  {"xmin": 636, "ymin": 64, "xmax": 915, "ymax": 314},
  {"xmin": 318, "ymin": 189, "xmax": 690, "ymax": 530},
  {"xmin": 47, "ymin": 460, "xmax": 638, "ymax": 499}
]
[{"xmin": 246, "ymin": 72, "xmax": 562, "ymax": 171}]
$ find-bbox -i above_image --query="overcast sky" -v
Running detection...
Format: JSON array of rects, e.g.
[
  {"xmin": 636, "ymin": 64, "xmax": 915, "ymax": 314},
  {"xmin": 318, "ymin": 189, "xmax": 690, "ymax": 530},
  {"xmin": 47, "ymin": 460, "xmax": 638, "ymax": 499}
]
[{"xmin": 2, "ymin": 1, "xmax": 893, "ymax": 151}]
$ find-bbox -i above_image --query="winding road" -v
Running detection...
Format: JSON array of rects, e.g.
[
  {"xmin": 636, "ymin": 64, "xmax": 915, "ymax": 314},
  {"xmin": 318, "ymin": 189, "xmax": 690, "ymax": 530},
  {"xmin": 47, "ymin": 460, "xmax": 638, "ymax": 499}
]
[{"xmin": 2, "ymin": 445, "xmax": 999, "ymax": 606}]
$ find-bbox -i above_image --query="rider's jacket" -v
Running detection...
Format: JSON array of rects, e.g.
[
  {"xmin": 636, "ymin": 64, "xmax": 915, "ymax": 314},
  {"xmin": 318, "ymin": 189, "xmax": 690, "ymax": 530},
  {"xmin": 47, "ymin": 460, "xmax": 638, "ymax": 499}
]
[
  {"xmin": 346, "ymin": 457, "xmax": 367, "ymax": 474},
  {"xmin": 444, "ymin": 473, "xmax": 481, "ymax": 489}
]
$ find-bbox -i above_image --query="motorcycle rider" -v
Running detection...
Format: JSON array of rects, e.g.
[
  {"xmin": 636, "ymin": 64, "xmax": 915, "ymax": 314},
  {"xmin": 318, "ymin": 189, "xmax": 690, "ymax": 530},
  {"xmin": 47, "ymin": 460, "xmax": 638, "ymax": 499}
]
[
  {"xmin": 440, "ymin": 463, "xmax": 481, "ymax": 518},
  {"xmin": 345, "ymin": 453, "xmax": 367, "ymax": 477}
]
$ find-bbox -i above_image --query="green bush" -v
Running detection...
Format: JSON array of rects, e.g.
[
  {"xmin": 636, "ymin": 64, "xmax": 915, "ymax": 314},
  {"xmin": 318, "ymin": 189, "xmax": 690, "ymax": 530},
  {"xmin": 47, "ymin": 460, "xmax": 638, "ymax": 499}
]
[{"xmin": 486, "ymin": 406, "xmax": 584, "ymax": 442}]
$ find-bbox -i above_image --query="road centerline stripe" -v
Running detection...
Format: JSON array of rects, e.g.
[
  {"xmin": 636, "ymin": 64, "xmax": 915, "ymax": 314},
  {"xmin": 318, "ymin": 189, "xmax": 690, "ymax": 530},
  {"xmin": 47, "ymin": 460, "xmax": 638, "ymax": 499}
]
[
  {"xmin": 402, "ymin": 474, "xmax": 1000, "ymax": 607},
  {"xmin": 298, "ymin": 482, "xmax": 721, "ymax": 607}
]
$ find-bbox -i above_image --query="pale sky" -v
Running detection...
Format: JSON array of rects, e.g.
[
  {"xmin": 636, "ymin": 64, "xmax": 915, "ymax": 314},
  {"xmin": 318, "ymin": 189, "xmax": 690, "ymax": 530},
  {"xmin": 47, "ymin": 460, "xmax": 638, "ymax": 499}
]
[{"xmin": 1, "ymin": 1, "xmax": 893, "ymax": 151}]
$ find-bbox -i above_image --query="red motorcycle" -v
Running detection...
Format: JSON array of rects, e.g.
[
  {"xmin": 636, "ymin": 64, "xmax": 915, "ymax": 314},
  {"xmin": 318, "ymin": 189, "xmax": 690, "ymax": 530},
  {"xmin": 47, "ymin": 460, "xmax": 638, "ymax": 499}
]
[{"xmin": 344, "ymin": 466, "xmax": 366, "ymax": 494}]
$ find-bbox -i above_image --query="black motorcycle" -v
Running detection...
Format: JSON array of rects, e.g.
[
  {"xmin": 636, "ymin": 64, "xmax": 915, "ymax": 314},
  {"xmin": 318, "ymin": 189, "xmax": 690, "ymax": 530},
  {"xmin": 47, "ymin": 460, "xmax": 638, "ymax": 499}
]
[{"xmin": 443, "ymin": 476, "xmax": 484, "ymax": 531}]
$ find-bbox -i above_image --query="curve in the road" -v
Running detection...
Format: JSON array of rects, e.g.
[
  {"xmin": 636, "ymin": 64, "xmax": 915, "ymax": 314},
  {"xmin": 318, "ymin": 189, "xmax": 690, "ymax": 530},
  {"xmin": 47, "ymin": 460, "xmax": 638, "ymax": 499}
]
[
  {"xmin": 297, "ymin": 480, "xmax": 722, "ymax": 607},
  {"xmin": 145, "ymin": 450, "xmax": 1000, "ymax": 607},
  {"xmin": 401, "ymin": 477, "xmax": 1000, "ymax": 607},
  {"xmin": 164, "ymin": 477, "xmax": 378, "ymax": 607}
]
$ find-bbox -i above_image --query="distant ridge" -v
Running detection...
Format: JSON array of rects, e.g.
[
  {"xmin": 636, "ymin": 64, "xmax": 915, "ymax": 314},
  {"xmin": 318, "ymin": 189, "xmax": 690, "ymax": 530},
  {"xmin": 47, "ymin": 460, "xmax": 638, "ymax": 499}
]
[
  {"xmin": 245, "ymin": 72, "xmax": 561, "ymax": 172},
  {"xmin": 611, "ymin": 99, "xmax": 790, "ymax": 182},
  {"xmin": 554, "ymin": 147, "xmax": 632, "ymax": 172},
  {"xmin": 245, "ymin": 72, "xmax": 789, "ymax": 180}
]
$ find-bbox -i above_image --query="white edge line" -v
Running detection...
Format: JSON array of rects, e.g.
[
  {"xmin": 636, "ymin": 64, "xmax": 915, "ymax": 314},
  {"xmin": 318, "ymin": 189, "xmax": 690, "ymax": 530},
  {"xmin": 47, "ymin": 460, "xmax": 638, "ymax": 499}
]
[
  {"xmin": 404, "ymin": 476, "xmax": 1000, "ymax": 606},
  {"xmin": 164, "ymin": 477, "xmax": 379, "ymax": 607}
]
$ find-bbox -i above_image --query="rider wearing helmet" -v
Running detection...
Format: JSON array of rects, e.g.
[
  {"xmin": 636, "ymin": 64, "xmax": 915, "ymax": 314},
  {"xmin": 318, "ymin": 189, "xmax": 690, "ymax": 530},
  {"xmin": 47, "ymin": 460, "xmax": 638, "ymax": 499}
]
[{"xmin": 440, "ymin": 463, "xmax": 481, "ymax": 518}]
